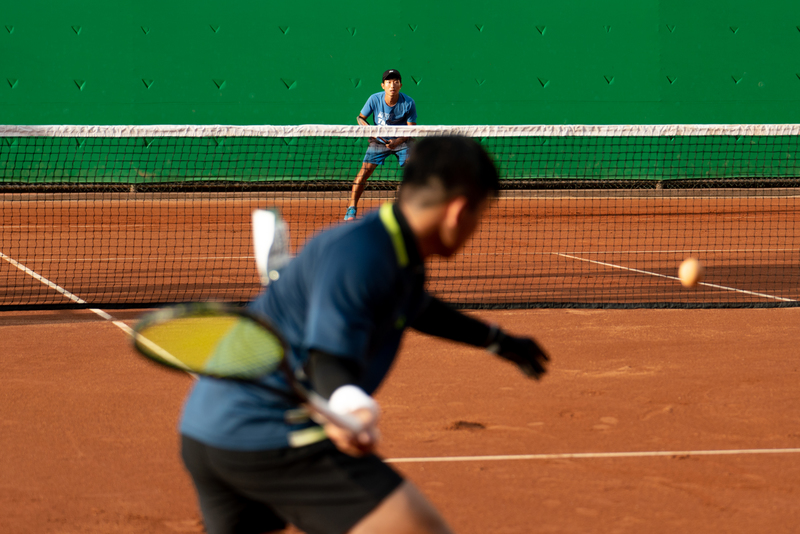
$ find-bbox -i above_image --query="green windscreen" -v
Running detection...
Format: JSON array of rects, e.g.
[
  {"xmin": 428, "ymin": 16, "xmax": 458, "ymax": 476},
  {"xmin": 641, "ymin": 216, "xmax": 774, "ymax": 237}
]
[{"xmin": 2, "ymin": 127, "xmax": 799, "ymax": 184}]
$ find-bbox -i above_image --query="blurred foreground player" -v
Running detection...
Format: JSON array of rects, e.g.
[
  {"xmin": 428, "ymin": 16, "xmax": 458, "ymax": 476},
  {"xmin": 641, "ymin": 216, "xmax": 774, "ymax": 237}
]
[{"xmin": 179, "ymin": 136, "xmax": 549, "ymax": 534}]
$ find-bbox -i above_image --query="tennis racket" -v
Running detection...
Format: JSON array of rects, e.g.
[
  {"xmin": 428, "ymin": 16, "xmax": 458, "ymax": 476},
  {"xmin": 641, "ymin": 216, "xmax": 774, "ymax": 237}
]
[
  {"xmin": 132, "ymin": 302, "xmax": 364, "ymax": 434},
  {"xmin": 376, "ymin": 136, "xmax": 411, "ymax": 148}
]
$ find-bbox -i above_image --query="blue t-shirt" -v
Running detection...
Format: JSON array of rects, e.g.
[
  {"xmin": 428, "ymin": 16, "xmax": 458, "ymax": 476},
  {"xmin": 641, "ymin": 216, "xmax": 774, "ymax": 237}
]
[
  {"xmin": 180, "ymin": 203, "xmax": 428, "ymax": 451},
  {"xmin": 360, "ymin": 92, "xmax": 417, "ymax": 126}
]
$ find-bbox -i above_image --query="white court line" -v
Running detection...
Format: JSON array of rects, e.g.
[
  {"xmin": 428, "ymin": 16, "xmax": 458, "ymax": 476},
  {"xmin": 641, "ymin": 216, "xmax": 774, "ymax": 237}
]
[
  {"xmin": 0, "ymin": 251, "xmax": 142, "ymax": 337},
  {"xmin": 26, "ymin": 256, "xmax": 254, "ymax": 263},
  {"xmin": 554, "ymin": 252, "xmax": 797, "ymax": 303},
  {"xmin": 386, "ymin": 447, "xmax": 800, "ymax": 463},
  {"xmin": 0, "ymin": 251, "xmax": 197, "ymax": 380},
  {"xmin": 0, "ymin": 251, "xmax": 89, "ymax": 304},
  {"xmin": 12, "ymin": 249, "xmax": 800, "ymax": 263},
  {"xmin": 0, "ymin": 224, "xmax": 151, "ymax": 229},
  {"xmin": 553, "ymin": 248, "xmax": 800, "ymax": 255},
  {"xmin": 3, "ymin": 251, "xmax": 796, "ymax": 463},
  {"xmin": 0, "ymin": 224, "xmax": 247, "ymax": 229},
  {"xmin": 3, "ymin": 222, "xmax": 310, "ymax": 230},
  {"xmin": 457, "ymin": 248, "xmax": 800, "ymax": 258},
  {"xmin": 502, "ymin": 196, "xmax": 800, "ymax": 200},
  {"xmin": 498, "ymin": 192, "xmax": 800, "ymax": 199}
]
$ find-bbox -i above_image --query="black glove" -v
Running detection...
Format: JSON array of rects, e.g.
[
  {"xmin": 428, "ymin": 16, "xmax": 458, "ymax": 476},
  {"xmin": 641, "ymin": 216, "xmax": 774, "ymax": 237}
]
[{"xmin": 486, "ymin": 328, "xmax": 549, "ymax": 379}]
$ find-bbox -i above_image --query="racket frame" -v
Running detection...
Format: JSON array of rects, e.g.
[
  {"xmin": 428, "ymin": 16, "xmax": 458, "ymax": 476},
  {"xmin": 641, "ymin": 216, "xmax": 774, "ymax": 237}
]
[{"xmin": 132, "ymin": 302, "xmax": 365, "ymax": 434}]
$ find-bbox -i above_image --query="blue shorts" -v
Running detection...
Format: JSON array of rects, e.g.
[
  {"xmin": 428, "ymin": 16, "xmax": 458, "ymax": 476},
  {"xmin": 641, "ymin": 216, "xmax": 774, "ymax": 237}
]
[{"xmin": 363, "ymin": 140, "xmax": 411, "ymax": 166}]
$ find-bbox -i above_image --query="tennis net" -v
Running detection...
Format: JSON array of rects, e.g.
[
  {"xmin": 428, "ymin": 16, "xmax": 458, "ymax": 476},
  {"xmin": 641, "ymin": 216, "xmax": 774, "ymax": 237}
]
[{"xmin": 1, "ymin": 124, "xmax": 799, "ymax": 309}]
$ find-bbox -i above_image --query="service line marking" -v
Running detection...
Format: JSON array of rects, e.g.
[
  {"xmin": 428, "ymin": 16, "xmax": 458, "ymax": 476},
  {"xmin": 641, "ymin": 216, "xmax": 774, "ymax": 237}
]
[
  {"xmin": 554, "ymin": 252, "xmax": 797, "ymax": 303},
  {"xmin": 0, "ymin": 223, "xmax": 248, "ymax": 229},
  {"xmin": 0, "ymin": 251, "xmax": 88, "ymax": 304},
  {"xmin": 458, "ymin": 247, "xmax": 800, "ymax": 258},
  {"xmin": 386, "ymin": 447, "xmax": 800, "ymax": 463},
  {"xmin": 1, "ymin": 250, "xmax": 198, "ymax": 380},
  {"xmin": 2, "ymin": 251, "xmax": 144, "ymax": 337},
  {"xmin": 27, "ymin": 256, "xmax": 254, "ymax": 263}
]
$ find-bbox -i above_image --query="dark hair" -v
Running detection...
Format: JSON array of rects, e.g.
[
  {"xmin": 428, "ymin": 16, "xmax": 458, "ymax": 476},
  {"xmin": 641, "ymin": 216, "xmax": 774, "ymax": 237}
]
[{"xmin": 400, "ymin": 136, "xmax": 499, "ymax": 208}]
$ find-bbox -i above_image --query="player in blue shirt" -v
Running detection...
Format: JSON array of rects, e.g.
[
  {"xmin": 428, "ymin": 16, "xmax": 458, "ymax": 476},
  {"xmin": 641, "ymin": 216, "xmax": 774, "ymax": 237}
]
[
  {"xmin": 180, "ymin": 136, "xmax": 549, "ymax": 534},
  {"xmin": 344, "ymin": 69, "xmax": 417, "ymax": 221}
]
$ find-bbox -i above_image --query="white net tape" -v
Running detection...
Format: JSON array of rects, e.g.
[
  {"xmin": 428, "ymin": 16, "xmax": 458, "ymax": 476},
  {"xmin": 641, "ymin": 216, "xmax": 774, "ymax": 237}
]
[{"xmin": 2, "ymin": 124, "xmax": 800, "ymax": 138}]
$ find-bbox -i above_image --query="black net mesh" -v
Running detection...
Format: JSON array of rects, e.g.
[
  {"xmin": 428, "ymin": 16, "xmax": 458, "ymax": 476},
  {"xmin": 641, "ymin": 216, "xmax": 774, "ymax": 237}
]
[{"xmin": 1, "ymin": 124, "xmax": 798, "ymax": 309}]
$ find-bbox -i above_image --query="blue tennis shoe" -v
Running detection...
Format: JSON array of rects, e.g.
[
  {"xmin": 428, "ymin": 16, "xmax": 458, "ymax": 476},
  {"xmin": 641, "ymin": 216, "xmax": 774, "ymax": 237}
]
[{"xmin": 344, "ymin": 206, "xmax": 357, "ymax": 221}]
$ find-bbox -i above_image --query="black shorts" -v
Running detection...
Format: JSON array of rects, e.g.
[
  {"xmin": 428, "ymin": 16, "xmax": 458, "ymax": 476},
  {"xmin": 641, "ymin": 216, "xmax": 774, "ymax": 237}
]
[{"xmin": 181, "ymin": 435, "xmax": 404, "ymax": 534}]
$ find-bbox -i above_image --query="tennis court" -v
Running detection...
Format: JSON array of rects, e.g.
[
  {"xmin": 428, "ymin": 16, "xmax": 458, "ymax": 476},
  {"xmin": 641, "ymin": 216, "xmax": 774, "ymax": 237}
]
[
  {"xmin": 2, "ymin": 183, "xmax": 799, "ymax": 533},
  {"xmin": 2, "ymin": 307, "xmax": 799, "ymax": 533},
  {"xmin": 3, "ymin": 186, "xmax": 799, "ymax": 309}
]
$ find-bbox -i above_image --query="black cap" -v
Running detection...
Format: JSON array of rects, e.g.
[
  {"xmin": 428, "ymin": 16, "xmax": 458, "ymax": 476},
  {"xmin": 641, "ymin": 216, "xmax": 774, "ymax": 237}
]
[{"xmin": 382, "ymin": 69, "xmax": 402, "ymax": 82}]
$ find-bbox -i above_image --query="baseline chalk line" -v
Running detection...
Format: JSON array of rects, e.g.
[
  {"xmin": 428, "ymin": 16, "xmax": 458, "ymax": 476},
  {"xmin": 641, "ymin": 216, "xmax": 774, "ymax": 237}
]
[
  {"xmin": 1, "ymin": 251, "xmax": 148, "ymax": 339},
  {"xmin": 554, "ymin": 252, "xmax": 797, "ymax": 303},
  {"xmin": 387, "ymin": 447, "xmax": 800, "ymax": 463}
]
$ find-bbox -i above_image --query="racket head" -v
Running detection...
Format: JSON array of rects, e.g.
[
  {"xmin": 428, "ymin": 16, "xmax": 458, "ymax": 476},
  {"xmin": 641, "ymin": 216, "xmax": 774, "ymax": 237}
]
[{"xmin": 132, "ymin": 303, "xmax": 288, "ymax": 380}]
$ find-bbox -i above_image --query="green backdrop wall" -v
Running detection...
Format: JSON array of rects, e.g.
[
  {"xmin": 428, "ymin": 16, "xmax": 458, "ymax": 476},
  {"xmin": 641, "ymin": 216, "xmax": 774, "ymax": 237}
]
[{"xmin": 2, "ymin": 1, "xmax": 800, "ymax": 125}]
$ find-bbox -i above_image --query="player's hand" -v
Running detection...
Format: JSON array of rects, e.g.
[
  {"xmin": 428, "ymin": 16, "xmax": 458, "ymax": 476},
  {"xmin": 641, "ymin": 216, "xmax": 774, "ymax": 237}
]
[
  {"xmin": 325, "ymin": 408, "xmax": 380, "ymax": 457},
  {"xmin": 488, "ymin": 331, "xmax": 549, "ymax": 379},
  {"xmin": 386, "ymin": 138, "xmax": 403, "ymax": 149}
]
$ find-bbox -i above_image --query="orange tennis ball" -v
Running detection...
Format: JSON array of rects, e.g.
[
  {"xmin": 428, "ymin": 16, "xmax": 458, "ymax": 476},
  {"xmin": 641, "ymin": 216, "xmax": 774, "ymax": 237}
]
[{"xmin": 678, "ymin": 258, "xmax": 704, "ymax": 288}]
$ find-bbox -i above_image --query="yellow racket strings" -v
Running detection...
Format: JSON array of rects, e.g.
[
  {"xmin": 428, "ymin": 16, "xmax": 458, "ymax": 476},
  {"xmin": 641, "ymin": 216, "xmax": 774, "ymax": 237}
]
[{"xmin": 140, "ymin": 314, "xmax": 284, "ymax": 379}]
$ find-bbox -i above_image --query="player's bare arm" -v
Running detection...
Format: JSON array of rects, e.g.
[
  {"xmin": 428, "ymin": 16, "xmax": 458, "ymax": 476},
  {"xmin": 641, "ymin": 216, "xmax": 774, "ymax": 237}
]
[{"xmin": 358, "ymin": 113, "xmax": 386, "ymax": 147}]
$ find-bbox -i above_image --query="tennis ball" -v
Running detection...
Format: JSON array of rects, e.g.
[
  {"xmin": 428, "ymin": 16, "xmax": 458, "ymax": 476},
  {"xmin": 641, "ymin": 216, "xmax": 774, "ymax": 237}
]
[{"xmin": 678, "ymin": 258, "xmax": 704, "ymax": 288}]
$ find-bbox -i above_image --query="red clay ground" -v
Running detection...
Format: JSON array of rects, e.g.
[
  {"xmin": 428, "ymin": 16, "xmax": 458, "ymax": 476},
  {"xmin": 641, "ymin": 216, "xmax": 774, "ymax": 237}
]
[
  {"xmin": 2, "ymin": 308, "xmax": 799, "ymax": 533},
  {"xmin": 3, "ymin": 191, "xmax": 798, "ymax": 307}
]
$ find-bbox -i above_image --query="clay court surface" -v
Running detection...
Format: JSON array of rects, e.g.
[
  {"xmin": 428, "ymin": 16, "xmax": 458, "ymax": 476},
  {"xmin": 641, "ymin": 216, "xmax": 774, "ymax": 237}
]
[
  {"xmin": 2, "ymin": 191, "xmax": 799, "ymax": 533},
  {"xmin": 2, "ymin": 307, "xmax": 800, "ymax": 533},
  {"xmin": 2, "ymin": 190, "xmax": 799, "ymax": 307}
]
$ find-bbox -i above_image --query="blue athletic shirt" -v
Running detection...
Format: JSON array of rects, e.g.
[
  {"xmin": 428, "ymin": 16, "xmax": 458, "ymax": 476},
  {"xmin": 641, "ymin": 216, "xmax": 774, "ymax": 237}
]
[
  {"xmin": 361, "ymin": 92, "xmax": 417, "ymax": 126},
  {"xmin": 180, "ymin": 203, "xmax": 428, "ymax": 451}
]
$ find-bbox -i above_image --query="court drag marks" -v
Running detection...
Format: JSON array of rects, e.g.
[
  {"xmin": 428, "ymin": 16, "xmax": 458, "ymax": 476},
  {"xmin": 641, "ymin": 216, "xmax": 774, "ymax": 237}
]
[
  {"xmin": 2, "ymin": 307, "xmax": 799, "ymax": 533},
  {"xmin": 2, "ymin": 189, "xmax": 799, "ymax": 532}
]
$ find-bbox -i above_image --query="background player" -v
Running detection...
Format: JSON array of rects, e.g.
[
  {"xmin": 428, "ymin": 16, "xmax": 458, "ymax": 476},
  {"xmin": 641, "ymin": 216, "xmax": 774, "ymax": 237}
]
[
  {"xmin": 180, "ymin": 136, "xmax": 549, "ymax": 534},
  {"xmin": 345, "ymin": 69, "xmax": 417, "ymax": 221}
]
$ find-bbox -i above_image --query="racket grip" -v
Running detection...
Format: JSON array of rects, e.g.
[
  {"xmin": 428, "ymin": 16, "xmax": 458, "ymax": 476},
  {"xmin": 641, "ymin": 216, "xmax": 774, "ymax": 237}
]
[{"xmin": 306, "ymin": 392, "xmax": 367, "ymax": 434}]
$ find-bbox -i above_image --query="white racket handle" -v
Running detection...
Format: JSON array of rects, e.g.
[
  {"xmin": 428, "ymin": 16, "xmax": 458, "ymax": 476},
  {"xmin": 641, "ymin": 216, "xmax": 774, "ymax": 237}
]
[{"xmin": 306, "ymin": 391, "xmax": 367, "ymax": 434}]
